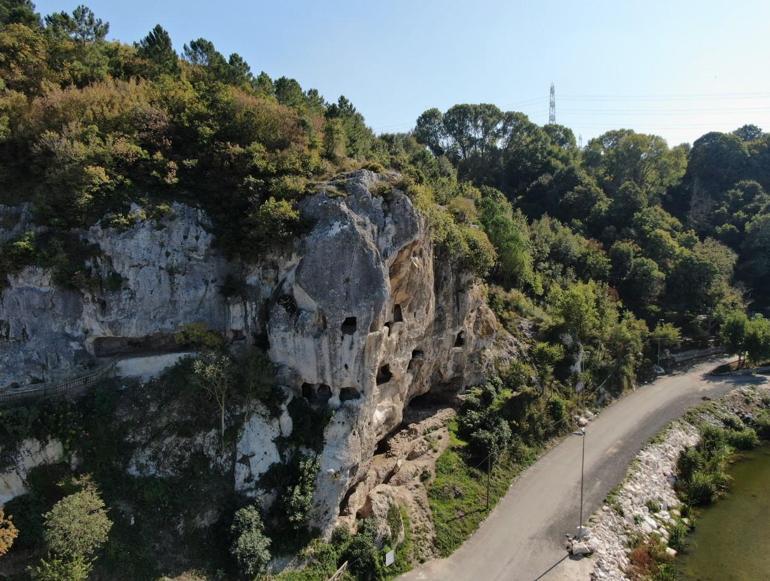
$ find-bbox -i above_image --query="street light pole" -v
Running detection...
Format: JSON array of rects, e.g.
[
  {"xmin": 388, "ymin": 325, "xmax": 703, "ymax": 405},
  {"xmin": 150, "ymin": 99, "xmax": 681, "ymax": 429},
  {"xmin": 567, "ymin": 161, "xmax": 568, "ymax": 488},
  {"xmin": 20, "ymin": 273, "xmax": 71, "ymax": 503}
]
[{"xmin": 578, "ymin": 427, "xmax": 586, "ymax": 539}]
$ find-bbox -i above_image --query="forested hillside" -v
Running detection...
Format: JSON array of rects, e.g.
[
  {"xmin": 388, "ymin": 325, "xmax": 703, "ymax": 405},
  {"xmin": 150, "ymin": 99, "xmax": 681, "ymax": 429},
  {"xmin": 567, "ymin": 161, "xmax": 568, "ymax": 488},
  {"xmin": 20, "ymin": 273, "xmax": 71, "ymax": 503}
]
[{"xmin": 1, "ymin": 1, "xmax": 770, "ymax": 579}]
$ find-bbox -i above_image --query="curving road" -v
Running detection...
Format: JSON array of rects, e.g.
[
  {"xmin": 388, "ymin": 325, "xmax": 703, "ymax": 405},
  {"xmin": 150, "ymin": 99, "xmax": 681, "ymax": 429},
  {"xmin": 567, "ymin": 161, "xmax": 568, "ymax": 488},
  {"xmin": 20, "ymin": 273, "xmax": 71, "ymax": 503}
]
[{"xmin": 401, "ymin": 358, "xmax": 767, "ymax": 581}]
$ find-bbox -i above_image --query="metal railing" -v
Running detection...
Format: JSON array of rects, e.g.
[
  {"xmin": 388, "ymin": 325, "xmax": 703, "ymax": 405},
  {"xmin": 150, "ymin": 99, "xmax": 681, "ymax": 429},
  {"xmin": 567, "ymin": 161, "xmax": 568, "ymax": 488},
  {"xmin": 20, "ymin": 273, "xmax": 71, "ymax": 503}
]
[{"xmin": 0, "ymin": 359, "xmax": 118, "ymax": 405}]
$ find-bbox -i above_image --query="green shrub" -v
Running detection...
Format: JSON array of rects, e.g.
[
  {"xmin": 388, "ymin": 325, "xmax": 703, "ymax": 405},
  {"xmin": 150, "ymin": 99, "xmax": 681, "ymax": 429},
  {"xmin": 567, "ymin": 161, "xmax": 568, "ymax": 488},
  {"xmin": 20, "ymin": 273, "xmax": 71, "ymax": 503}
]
[
  {"xmin": 546, "ymin": 396, "xmax": 568, "ymax": 426},
  {"xmin": 686, "ymin": 470, "xmax": 719, "ymax": 505},
  {"xmin": 755, "ymin": 411, "xmax": 770, "ymax": 440},
  {"xmin": 175, "ymin": 322, "xmax": 225, "ymax": 350},
  {"xmin": 42, "ymin": 479, "xmax": 112, "ymax": 561},
  {"xmin": 30, "ymin": 554, "xmax": 91, "ymax": 581},
  {"xmin": 668, "ymin": 520, "xmax": 689, "ymax": 552},
  {"xmin": 342, "ymin": 519, "xmax": 384, "ymax": 581},
  {"xmin": 645, "ymin": 499, "xmax": 661, "ymax": 513},
  {"xmin": 230, "ymin": 504, "xmax": 271, "ymax": 579},
  {"xmin": 282, "ymin": 454, "xmax": 320, "ymax": 532},
  {"xmin": 242, "ymin": 197, "xmax": 301, "ymax": 253},
  {"xmin": 728, "ymin": 428, "xmax": 759, "ymax": 450}
]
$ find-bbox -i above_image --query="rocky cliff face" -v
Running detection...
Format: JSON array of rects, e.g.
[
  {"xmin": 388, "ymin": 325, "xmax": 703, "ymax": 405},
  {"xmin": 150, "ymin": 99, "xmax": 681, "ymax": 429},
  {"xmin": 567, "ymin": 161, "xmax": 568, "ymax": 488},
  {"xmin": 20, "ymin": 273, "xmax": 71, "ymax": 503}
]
[{"xmin": 0, "ymin": 171, "xmax": 503, "ymax": 531}]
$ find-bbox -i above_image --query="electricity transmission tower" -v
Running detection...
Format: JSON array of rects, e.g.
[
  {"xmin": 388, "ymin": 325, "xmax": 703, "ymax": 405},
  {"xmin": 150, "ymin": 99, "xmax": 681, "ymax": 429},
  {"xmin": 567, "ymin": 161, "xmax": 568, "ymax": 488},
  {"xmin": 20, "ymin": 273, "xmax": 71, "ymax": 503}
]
[{"xmin": 549, "ymin": 83, "xmax": 556, "ymax": 124}]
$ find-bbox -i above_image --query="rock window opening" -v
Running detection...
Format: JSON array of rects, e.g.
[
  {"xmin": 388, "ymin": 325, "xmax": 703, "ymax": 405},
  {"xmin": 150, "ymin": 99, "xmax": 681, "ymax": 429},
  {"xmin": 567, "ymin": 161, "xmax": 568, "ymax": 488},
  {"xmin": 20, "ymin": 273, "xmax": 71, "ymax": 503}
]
[
  {"xmin": 377, "ymin": 364, "xmax": 393, "ymax": 385},
  {"xmin": 302, "ymin": 383, "xmax": 315, "ymax": 399},
  {"xmin": 408, "ymin": 349, "xmax": 425, "ymax": 371},
  {"xmin": 341, "ymin": 317, "xmax": 357, "ymax": 335},
  {"xmin": 278, "ymin": 294, "xmax": 298, "ymax": 315},
  {"xmin": 454, "ymin": 331, "xmax": 466, "ymax": 347},
  {"xmin": 393, "ymin": 304, "xmax": 403, "ymax": 322},
  {"xmin": 317, "ymin": 384, "xmax": 332, "ymax": 402},
  {"xmin": 340, "ymin": 387, "xmax": 361, "ymax": 401}
]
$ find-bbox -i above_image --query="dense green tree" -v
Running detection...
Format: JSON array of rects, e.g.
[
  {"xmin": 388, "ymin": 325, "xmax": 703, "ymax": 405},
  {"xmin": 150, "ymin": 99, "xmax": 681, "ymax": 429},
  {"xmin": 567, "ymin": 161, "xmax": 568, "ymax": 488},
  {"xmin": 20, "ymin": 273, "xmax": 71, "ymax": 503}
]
[
  {"xmin": 273, "ymin": 76, "xmax": 305, "ymax": 108},
  {"xmin": 667, "ymin": 239, "xmax": 736, "ymax": 314},
  {"xmin": 326, "ymin": 95, "xmax": 373, "ymax": 158},
  {"xmin": 414, "ymin": 107, "xmax": 445, "ymax": 156},
  {"xmin": 720, "ymin": 310, "xmax": 749, "ymax": 366},
  {"xmin": 230, "ymin": 505, "xmax": 271, "ymax": 578},
  {"xmin": 45, "ymin": 5, "xmax": 108, "ymax": 43},
  {"xmin": 30, "ymin": 479, "xmax": 112, "ymax": 581},
  {"xmin": 225, "ymin": 53, "xmax": 254, "ymax": 86},
  {"xmin": 584, "ymin": 130, "xmax": 686, "ymax": 199},
  {"xmin": 135, "ymin": 24, "xmax": 178, "ymax": 76},
  {"xmin": 745, "ymin": 315, "xmax": 770, "ymax": 365},
  {"xmin": 621, "ymin": 256, "xmax": 666, "ymax": 308},
  {"xmin": 733, "ymin": 124, "xmax": 763, "ymax": 142},
  {"xmin": 30, "ymin": 555, "xmax": 91, "ymax": 581},
  {"xmin": 283, "ymin": 454, "xmax": 320, "ymax": 531},
  {"xmin": 41, "ymin": 482, "xmax": 111, "ymax": 560},
  {"xmin": 687, "ymin": 132, "xmax": 750, "ymax": 196},
  {"xmin": 741, "ymin": 213, "xmax": 770, "ymax": 291},
  {"xmin": 0, "ymin": 0, "xmax": 39, "ymax": 27},
  {"xmin": 182, "ymin": 37, "xmax": 222, "ymax": 67},
  {"xmin": 477, "ymin": 187, "xmax": 534, "ymax": 288}
]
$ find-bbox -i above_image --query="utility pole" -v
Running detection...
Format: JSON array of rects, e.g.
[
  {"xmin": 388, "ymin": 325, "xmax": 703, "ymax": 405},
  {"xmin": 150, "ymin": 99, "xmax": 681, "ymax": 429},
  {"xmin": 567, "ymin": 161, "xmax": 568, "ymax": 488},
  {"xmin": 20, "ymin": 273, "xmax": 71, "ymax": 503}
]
[{"xmin": 549, "ymin": 83, "xmax": 556, "ymax": 124}]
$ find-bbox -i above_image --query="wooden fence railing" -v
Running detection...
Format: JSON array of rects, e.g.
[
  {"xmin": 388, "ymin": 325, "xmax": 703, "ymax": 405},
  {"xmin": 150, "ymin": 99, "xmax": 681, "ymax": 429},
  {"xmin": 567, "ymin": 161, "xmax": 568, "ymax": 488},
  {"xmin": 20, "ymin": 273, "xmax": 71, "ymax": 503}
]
[
  {"xmin": 0, "ymin": 359, "xmax": 118, "ymax": 405},
  {"xmin": 327, "ymin": 561, "xmax": 349, "ymax": 581}
]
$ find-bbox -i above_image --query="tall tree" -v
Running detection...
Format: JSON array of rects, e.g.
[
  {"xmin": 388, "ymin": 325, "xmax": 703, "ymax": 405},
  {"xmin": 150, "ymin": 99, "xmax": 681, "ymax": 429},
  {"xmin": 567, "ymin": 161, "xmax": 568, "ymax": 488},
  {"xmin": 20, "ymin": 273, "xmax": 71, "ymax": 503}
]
[
  {"xmin": 0, "ymin": 0, "xmax": 39, "ymax": 27},
  {"xmin": 192, "ymin": 352, "xmax": 233, "ymax": 445},
  {"xmin": 45, "ymin": 5, "xmax": 108, "ymax": 43},
  {"xmin": 135, "ymin": 24, "xmax": 178, "ymax": 76}
]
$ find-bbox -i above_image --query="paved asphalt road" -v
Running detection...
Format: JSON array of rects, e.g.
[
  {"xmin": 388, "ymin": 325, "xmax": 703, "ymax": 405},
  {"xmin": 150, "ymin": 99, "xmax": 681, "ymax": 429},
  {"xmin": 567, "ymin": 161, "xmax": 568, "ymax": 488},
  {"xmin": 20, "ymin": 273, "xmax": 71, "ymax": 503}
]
[{"xmin": 401, "ymin": 358, "xmax": 767, "ymax": 581}]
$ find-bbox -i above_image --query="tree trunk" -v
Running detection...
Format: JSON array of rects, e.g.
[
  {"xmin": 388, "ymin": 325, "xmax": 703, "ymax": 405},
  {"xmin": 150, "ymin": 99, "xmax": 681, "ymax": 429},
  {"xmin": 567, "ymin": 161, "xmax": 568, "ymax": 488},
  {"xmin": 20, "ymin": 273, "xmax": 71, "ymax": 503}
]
[{"xmin": 220, "ymin": 398, "xmax": 226, "ymax": 452}]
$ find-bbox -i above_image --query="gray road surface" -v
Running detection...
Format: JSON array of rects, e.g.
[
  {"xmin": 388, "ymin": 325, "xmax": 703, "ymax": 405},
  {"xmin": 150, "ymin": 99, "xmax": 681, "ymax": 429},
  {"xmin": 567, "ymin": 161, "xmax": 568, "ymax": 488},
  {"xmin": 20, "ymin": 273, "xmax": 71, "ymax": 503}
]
[{"xmin": 401, "ymin": 358, "xmax": 764, "ymax": 581}]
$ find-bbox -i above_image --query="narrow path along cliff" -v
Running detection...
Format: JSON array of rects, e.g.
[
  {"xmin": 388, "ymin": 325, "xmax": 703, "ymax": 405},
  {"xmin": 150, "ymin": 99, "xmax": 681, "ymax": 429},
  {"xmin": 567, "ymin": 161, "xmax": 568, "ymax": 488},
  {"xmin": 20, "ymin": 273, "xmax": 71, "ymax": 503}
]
[{"xmin": 401, "ymin": 358, "xmax": 767, "ymax": 581}]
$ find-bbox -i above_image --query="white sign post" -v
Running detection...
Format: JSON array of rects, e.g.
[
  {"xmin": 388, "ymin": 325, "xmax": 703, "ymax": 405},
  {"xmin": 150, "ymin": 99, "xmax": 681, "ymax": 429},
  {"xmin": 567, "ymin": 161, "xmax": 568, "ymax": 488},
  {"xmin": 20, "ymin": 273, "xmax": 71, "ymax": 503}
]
[{"xmin": 385, "ymin": 550, "xmax": 395, "ymax": 567}]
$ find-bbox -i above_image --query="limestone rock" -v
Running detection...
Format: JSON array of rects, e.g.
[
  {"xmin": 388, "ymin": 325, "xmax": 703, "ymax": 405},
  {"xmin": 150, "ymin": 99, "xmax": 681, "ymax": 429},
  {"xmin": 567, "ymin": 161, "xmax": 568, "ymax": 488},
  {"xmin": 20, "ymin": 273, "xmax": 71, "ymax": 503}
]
[
  {"xmin": 0, "ymin": 438, "xmax": 65, "ymax": 505},
  {"xmin": 0, "ymin": 171, "xmax": 510, "ymax": 533},
  {"xmin": 235, "ymin": 407, "xmax": 282, "ymax": 498}
]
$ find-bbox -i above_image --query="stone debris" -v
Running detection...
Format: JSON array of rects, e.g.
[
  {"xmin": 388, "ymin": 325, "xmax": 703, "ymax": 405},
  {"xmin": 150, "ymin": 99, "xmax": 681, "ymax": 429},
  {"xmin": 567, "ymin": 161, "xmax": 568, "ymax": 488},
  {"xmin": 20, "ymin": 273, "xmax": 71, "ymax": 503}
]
[{"xmin": 583, "ymin": 386, "xmax": 770, "ymax": 580}]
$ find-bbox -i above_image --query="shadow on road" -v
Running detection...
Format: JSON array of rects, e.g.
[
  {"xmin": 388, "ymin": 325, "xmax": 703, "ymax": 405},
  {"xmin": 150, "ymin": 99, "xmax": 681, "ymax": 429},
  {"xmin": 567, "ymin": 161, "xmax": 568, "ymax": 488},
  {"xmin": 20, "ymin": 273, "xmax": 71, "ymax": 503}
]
[
  {"xmin": 531, "ymin": 554, "xmax": 569, "ymax": 580},
  {"xmin": 702, "ymin": 373, "xmax": 768, "ymax": 385}
]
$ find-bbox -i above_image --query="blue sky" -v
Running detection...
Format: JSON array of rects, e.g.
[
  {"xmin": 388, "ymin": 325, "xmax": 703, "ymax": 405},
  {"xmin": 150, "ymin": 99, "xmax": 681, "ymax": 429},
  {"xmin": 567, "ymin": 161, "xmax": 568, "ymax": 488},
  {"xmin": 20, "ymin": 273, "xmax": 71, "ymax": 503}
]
[{"xmin": 35, "ymin": 0, "xmax": 770, "ymax": 146}]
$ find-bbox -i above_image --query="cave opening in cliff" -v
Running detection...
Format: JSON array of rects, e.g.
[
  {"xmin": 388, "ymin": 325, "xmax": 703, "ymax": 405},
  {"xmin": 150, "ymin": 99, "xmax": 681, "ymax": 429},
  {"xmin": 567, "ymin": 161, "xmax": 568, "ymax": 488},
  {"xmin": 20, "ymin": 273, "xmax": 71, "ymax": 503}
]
[
  {"xmin": 406, "ymin": 388, "xmax": 458, "ymax": 410},
  {"xmin": 341, "ymin": 317, "xmax": 357, "ymax": 335},
  {"xmin": 408, "ymin": 349, "xmax": 425, "ymax": 371},
  {"xmin": 454, "ymin": 330, "xmax": 465, "ymax": 347},
  {"xmin": 339, "ymin": 387, "xmax": 361, "ymax": 401},
  {"xmin": 376, "ymin": 364, "xmax": 393, "ymax": 385},
  {"xmin": 278, "ymin": 294, "xmax": 298, "ymax": 315},
  {"xmin": 317, "ymin": 384, "xmax": 332, "ymax": 402},
  {"xmin": 393, "ymin": 304, "xmax": 403, "ymax": 322}
]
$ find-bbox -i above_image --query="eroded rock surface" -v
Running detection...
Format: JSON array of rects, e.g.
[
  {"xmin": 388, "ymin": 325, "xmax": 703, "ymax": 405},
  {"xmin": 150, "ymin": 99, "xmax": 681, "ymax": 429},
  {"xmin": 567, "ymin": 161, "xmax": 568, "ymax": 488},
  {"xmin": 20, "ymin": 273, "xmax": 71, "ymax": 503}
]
[
  {"xmin": 0, "ymin": 171, "xmax": 507, "ymax": 531},
  {"xmin": 0, "ymin": 438, "xmax": 65, "ymax": 505}
]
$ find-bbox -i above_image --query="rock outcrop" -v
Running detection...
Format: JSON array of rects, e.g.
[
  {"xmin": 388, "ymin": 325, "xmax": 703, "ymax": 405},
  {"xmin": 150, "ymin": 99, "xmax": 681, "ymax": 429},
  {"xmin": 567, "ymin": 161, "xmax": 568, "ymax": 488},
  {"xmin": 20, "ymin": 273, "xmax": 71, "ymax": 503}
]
[
  {"xmin": 0, "ymin": 438, "xmax": 66, "ymax": 505},
  {"xmin": 0, "ymin": 171, "xmax": 505, "ymax": 530}
]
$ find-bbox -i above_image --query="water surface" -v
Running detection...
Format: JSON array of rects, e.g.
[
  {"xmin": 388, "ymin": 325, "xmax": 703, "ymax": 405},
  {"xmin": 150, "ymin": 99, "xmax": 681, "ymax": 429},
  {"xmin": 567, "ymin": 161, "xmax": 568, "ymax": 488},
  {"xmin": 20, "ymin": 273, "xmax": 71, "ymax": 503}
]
[{"xmin": 677, "ymin": 444, "xmax": 770, "ymax": 580}]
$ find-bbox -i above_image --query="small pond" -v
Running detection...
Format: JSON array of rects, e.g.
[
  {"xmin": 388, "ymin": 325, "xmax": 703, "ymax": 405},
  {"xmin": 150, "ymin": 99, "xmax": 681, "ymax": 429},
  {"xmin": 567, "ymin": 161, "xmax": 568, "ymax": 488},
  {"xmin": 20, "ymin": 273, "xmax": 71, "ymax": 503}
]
[{"xmin": 677, "ymin": 444, "xmax": 770, "ymax": 580}]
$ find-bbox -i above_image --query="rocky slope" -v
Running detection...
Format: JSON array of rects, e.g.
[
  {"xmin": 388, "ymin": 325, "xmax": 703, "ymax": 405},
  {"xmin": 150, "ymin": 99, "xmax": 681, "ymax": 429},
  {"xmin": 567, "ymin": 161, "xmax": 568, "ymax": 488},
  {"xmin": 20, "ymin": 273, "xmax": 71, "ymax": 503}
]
[{"xmin": 0, "ymin": 171, "xmax": 511, "ymax": 533}]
